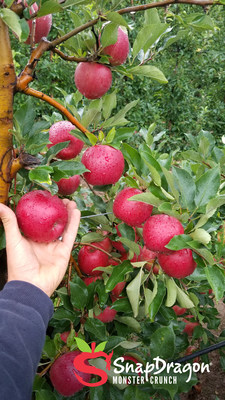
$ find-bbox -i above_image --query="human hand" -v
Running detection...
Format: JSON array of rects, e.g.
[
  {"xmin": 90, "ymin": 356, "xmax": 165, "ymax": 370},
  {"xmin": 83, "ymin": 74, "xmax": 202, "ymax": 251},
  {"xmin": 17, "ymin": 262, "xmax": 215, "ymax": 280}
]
[{"xmin": 0, "ymin": 199, "xmax": 80, "ymax": 296}]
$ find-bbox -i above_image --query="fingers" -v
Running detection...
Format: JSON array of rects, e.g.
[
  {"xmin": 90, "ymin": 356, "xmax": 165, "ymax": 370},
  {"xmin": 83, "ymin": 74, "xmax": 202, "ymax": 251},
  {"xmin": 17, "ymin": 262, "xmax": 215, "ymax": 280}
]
[
  {"xmin": 0, "ymin": 203, "xmax": 22, "ymax": 244},
  {"xmin": 62, "ymin": 200, "xmax": 81, "ymax": 250}
]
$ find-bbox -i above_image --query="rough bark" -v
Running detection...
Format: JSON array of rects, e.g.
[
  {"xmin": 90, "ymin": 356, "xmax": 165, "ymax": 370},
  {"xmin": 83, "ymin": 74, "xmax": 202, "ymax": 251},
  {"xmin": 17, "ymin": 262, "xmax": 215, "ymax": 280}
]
[{"xmin": 0, "ymin": 19, "xmax": 16, "ymax": 205}]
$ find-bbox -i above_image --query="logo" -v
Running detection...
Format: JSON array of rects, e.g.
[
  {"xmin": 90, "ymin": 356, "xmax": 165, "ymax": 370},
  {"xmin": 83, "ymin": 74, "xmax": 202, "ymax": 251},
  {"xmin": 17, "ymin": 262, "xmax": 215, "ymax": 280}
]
[{"xmin": 73, "ymin": 338, "xmax": 113, "ymax": 387}]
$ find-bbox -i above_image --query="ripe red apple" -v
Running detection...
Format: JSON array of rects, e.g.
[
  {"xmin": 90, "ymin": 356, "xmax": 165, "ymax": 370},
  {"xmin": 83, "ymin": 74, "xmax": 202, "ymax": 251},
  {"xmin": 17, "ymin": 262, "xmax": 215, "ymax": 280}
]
[
  {"xmin": 49, "ymin": 351, "xmax": 91, "ymax": 396},
  {"xmin": 101, "ymin": 27, "xmax": 129, "ymax": 65},
  {"xmin": 48, "ymin": 121, "xmax": 84, "ymax": 160},
  {"xmin": 93, "ymin": 237, "xmax": 112, "ymax": 253},
  {"xmin": 143, "ymin": 214, "xmax": 184, "ymax": 253},
  {"xmin": 83, "ymin": 276, "xmax": 102, "ymax": 285},
  {"xmin": 78, "ymin": 245, "xmax": 109, "ymax": 275},
  {"xmin": 172, "ymin": 305, "xmax": 187, "ymax": 316},
  {"xmin": 74, "ymin": 62, "xmax": 112, "ymax": 99},
  {"xmin": 137, "ymin": 246, "xmax": 157, "ymax": 271},
  {"xmin": 183, "ymin": 316, "xmax": 199, "ymax": 336},
  {"xmin": 57, "ymin": 175, "xmax": 80, "ymax": 195},
  {"xmin": 25, "ymin": 3, "xmax": 52, "ymax": 44},
  {"xmin": 60, "ymin": 331, "xmax": 70, "ymax": 343},
  {"xmin": 82, "ymin": 145, "xmax": 124, "ymax": 186},
  {"xmin": 158, "ymin": 248, "xmax": 197, "ymax": 278},
  {"xmin": 60, "ymin": 330, "xmax": 78, "ymax": 343},
  {"xmin": 16, "ymin": 190, "xmax": 68, "ymax": 243},
  {"xmin": 111, "ymin": 281, "xmax": 126, "ymax": 297},
  {"xmin": 94, "ymin": 306, "xmax": 117, "ymax": 322},
  {"xmin": 113, "ymin": 187, "xmax": 153, "ymax": 227}
]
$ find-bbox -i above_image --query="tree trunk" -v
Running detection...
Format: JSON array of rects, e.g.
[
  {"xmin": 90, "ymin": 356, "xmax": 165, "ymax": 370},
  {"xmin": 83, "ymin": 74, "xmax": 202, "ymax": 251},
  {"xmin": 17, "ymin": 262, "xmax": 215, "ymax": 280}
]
[{"xmin": 0, "ymin": 18, "xmax": 16, "ymax": 205}]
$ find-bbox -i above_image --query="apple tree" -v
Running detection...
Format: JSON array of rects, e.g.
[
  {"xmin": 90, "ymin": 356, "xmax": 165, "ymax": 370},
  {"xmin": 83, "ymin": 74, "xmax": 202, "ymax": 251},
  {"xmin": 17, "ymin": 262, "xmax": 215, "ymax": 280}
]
[{"xmin": 0, "ymin": 0, "xmax": 225, "ymax": 399}]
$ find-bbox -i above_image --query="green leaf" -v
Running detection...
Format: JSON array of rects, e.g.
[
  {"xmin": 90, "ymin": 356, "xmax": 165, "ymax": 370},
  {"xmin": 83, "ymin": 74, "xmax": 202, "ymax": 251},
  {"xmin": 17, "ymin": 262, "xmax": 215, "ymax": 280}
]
[
  {"xmin": 195, "ymin": 167, "xmax": 220, "ymax": 208},
  {"xmin": 129, "ymin": 192, "xmax": 163, "ymax": 208},
  {"xmin": 101, "ymin": 22, "xmax": 118, "ymax": 48},
  {"xmin": 102, "ymin": 100, "xmax": 139, "ymax": 129},
  {"xmin": 51, "ymin": 160, "xmax": 88, "ymax": 176},
  {"xmin": 0, "ymin": 9, "xmax": 21, "ymax": 39},
  {"xmin": 19, "ymin": 18, "xmax": 30, "ymax": 42},
  {"xmin": 126, "ymin": 269, "xmax": 144, "ymax": 317},
  {"xmin": 44, "ymin": 141, "xmax": 70, "ymax": 163},
  {"xmin": 29, "ymin": 166, "xmax": 53, "ymax": 185},
  {"xmin": 37, "ymin": 0, "xmax": 62, "ymax": 16},
  {"xmin": 75, "ymin": 337, "xmax": 92, "ymax": 353},
  {"xmin": 43, "ymin": 336, "xmax": 57, "ymax": 359},
  {"xmin": 162, "ymin": 30, "xmax": 187, "ymax": 50},
  {"xmin": 205, "ymin": 265, "xmax": 225, "ymax": 301},
  {"xmin": 119, "ymin": 237, "xmax": 140, "ymax": 255},
  {"xmin": 190, "ymin": 228, "xmax": 211, "ymax": 245},
  {"xmin": 0, "ymin": 226, "xmax": 6, "ymax": 250},
  {"xmin": 141, "ymin": 151, "xmax": 162, "ymax": 186},
  {"xmin": 185, "ymin": 13, "xmax": 214, "ymax": 31},
  {"xmin": 36, "ymin": 390, "xmax": 57, "ymax": 400},
  {"xmin": 149, "ymin": 279, "xmax": 166, "ymax": 322},
  {"xmin": 103, "ymin": 91, "xmax": 117, "ymax": 120},
  {"xmin": 166, "ymin": 234, "xmax": 193, "ymax": 251},
  {"xmin": 115, "ymin": 316, "xmax": 141, "ymax": 333},
  {"xmin": 172, "ymin": 166, "xmax": 196, "ymax": 210},
  {"xmin": 150, "ymin": 326, "xmax": 175, "ymax": 359},
  {"xmin": 133, "ymin": 24, "xmax": 168, "ymax": 58},
  {"xmin": 144, "ymin": 9, "xmax": 161, "ymax": 25},
  {"xmin": 106, "ymin": 12, "xmax": 129, "ymax": 28},
  {"xmin": 161, "ymin": 166, "xmax": 180, "ymax": 203},
  {"xmin": 129, "ymin": 65, "xmax": 168, "ymax": 84},
  {"xmin": 105, "ymin": 127, "xmax": 116, "ymax": 144},
  {"xmin": 85, "ymin": 318, "xmax": 107, "ymax": 341},
  {"xmin": 165, "ymin": 277, "xmax": 177, "ymax": 307},
  {"xmin": 70, "ymin": 277, "xmax": 88, "ymax": 309},
  {"xmin": 105, "ymin": 261, "xmax": 133, "ymax": 292},
  {"xmin": 122, "ymin": 143, "xmax": 143, "ymax": 174},
  {"xmin": 176, "ymin": 286, "xmax": 195, "ymax": 309},
  {"xmin": 80, "ymin": 232, "xmax": 105, "ymax": 243}
]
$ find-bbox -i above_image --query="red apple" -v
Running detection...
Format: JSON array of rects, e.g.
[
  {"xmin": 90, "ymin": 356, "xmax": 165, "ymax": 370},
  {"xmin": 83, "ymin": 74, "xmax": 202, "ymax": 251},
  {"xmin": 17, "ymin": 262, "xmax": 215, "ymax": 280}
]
[
  {"xmin": 93, "ymin": 237, "xmax": 112, "ymax": 253},
  {"xmin": 48, "ymin": 121, "xmax": 84, "ymax": 160},
  {"xmin": 57, "ymin": 175, "xmax": 80, "ymax": 195},
  {"xmin": 101, "ymin": 27, "xmax": 129, "ymax": 65},
  {"xmin": 25, "ymin": 3, "xmax": 52, "ymax": 44},
  {"xmin": 183, "ymin": 318, "xmax": 199, "ymax": 336},
  {"xmin": 74, "ymin": 62, "xmax": 112, "ymax": 99},
  {"xmin": 113, "ymin": 188, "xmax": 153, "ymax": 227},
  {"xmin": 158, "ymin": 248, "xmax": 197, "ymax": 278},
  {"xmin": 82, "ymin": 276, "xmax": 102, "ymax": 285},
  {"xmin": 82, "ymin": 145, "xmax": 124, "ymax": 186},
  {"xmin": 49, "ymin": 351, "xmax": 91, "ymax": 396},
  {"xmin": 111, "ymin": 281, "xmax": 126, "ymax": 297},
  {"xmin": 137, "ymin": 246, "xmax": 157, "ymax": 271},
  {"xmin": 172, "ymin": 305, "xmax": 187, "ymax": 316},
  {"xmin": 143, "ymin": 214, "xmax": 184, "ymax": 253},
  {"xmin": 16, "ymin": 190, "xmax": 68, "ymax": 243},
  {"xmin": 94, "ymin": 306, "xmax": 117, "ymax": 322},
  {"xmin": 78, "ymin": 245, "xmax": 109, "ymax": 275},
  {"xmin": 60, "ymin": 331, "xmax": 70, "ymax": 343}
]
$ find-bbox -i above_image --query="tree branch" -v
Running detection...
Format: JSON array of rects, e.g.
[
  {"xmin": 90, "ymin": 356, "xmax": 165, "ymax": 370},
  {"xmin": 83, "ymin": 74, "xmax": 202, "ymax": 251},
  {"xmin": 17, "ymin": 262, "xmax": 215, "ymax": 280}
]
[
  {"xmin": 20, "ymin": 87, "xmax": 91, "ymax": 136},
  {"xmin": 52, "ymin": 48, "xmax": 88, "ymax": 62}
]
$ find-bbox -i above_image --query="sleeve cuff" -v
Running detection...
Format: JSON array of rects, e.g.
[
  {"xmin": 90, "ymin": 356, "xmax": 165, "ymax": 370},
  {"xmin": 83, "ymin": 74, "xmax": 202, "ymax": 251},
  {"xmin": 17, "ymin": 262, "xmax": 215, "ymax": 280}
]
[{"xmin": 0, "ymin": 281, "xmax": 54, "ymax": 327}]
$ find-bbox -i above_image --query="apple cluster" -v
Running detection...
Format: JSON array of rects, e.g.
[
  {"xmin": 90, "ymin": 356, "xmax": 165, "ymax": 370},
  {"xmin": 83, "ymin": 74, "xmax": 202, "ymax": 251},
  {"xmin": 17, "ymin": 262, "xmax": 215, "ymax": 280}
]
[
  {"xmin": 74, "ymin": 27, "xmax": 129, "ymax": 99},
  {"xmin": 112, "ymin": 188, "xmax": 197, "ymax": 279}
]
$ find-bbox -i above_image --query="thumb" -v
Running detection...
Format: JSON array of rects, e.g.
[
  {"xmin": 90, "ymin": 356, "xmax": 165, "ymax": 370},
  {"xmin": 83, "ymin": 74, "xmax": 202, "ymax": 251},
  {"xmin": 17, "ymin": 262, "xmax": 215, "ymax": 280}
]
[{"xmin": 0, "ymin": 203, "xmax": 22, "ymax": 242}]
